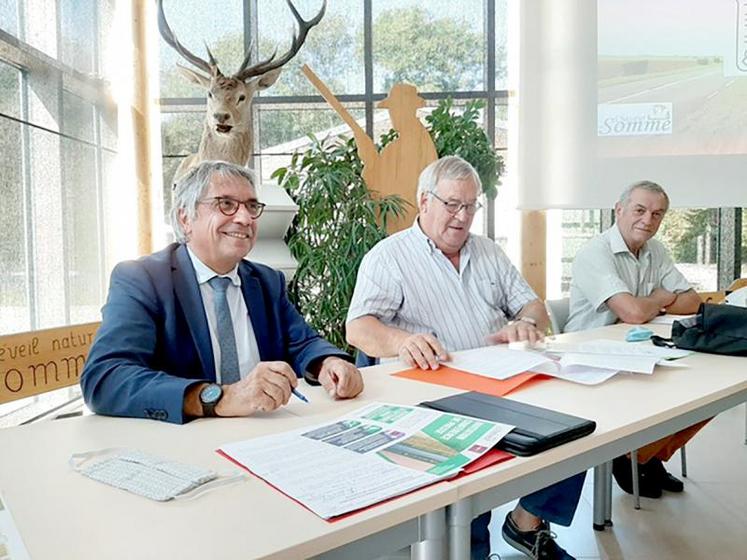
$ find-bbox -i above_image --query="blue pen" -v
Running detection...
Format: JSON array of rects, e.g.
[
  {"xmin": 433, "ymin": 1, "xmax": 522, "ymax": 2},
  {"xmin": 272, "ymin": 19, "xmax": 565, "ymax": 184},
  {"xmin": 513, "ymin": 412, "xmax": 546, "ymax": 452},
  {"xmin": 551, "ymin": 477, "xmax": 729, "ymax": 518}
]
[{"xmin": 292, "ymin": 387, "xmax": 309, "ymax": 403}]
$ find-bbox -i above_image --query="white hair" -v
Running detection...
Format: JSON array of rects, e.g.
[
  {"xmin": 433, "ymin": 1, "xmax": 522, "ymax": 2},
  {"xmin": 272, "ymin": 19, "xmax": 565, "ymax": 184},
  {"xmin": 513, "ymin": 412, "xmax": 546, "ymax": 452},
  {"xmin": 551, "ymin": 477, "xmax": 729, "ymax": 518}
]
[{"xmin": 416, "ymin": 156, "xmax": 481, "ymax": 200}]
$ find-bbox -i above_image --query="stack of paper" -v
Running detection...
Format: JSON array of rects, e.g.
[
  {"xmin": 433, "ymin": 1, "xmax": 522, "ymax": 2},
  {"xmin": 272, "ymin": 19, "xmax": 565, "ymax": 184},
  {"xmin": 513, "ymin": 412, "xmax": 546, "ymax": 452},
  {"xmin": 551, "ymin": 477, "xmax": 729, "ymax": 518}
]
[
  {"xmin": 219, "ymin": 403, "xmax": 514, "ymax": 519},
  {"xmin": 445, "ymin": 340, "xmax": 691, "ymax": 386}
]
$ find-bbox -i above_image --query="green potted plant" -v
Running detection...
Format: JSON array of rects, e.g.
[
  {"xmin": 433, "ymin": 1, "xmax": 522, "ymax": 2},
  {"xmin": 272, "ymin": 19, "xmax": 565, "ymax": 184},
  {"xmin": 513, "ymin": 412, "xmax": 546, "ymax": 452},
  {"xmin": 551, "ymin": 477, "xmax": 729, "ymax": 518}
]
[
  {"xmin": 272, "ymin": 98, "xmax": 503, "ymax": 351},
  {"xmin": 271, "ymin": 136, "xmax": 406, "ymax": 351}
]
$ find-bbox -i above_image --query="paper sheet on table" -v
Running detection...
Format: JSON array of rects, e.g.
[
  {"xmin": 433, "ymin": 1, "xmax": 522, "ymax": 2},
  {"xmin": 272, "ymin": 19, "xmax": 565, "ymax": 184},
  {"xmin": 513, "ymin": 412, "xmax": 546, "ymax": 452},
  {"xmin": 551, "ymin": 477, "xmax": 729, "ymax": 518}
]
[
  {"xmin": 446, "ymin": 346, "xmax": 554, "ymax": 380},
  {"xmin": 546, "ymin": 339, "xmax": 692, "ymax": 361},
  {"xmin": 530, "ymin": 360, "xmax": 620, "ymax": 384},
  {"xmin": 561, "ymin": 352, "xmax": 658, "ymax": 374},
  {"xmin": 219, "ymin": 402, "xmax": 514, "ymax": 520},
  {"xmin": 648, "ymin": 314, "xmax": 696, "ymax": 325},
  {"xmin": 0, "ymin": 492, "xmax": 31, "ymax": 560},
  {"xmin": 445, "ymin": 346, "xmax": 620, "ymax": 384}
]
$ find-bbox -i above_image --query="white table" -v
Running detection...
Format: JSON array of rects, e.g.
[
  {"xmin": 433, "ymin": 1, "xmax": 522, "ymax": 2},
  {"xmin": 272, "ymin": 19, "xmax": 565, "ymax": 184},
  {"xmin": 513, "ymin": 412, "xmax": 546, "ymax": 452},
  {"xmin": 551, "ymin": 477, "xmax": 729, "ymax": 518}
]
[
  {"xmin": 1, "ymin": 323, "xmax": 744, "ymax": 559},
  {"xmin": 442, "ymin": 323, "xmax": 747, "ymax": 559},
  {"xmin": 0, "ymin": 366, "xmax": 457, "ymax": 560}
]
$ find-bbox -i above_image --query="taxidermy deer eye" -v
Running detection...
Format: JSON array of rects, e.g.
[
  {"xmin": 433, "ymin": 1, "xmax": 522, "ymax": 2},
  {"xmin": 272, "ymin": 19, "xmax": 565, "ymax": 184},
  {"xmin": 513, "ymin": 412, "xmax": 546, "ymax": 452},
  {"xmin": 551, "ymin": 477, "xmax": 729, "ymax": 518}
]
[
  {"xmin": 208, "ymin": 91, "xmax": 213, "ymax": 99},
  {"xmin": 238, "ymin": 94, "xmax": 246, "ymax": 102}
]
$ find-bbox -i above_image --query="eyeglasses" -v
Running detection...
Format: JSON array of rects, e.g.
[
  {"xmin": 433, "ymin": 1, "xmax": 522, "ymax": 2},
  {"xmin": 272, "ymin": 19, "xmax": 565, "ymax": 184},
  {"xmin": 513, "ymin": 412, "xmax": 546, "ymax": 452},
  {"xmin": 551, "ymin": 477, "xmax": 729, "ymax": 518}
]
[
  {"xmin": 429, "ymin": 191, "xmax": 483, "ymax": 215},
  {"xmin": 200, "ymin": 197, "xmax": 266, "ymax": 218}
]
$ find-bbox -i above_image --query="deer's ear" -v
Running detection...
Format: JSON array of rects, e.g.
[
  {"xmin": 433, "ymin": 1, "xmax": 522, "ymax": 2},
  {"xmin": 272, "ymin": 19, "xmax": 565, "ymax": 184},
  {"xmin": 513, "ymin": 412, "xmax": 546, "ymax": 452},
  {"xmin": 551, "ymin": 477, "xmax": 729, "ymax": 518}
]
[
  {"xmin": 177, "ymin": 65, "xmax": 211, "ymax": 89},
  {"xmin": 254, "ymin": 68, "xmax": 283, "ymax": 90}
]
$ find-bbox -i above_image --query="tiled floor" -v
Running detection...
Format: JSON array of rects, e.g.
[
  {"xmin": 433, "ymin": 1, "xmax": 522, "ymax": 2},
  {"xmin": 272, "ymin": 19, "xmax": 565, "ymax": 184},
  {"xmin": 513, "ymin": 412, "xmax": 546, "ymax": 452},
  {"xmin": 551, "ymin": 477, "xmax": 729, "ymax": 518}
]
[{"xmin": 487, "ymin": 403, "xmax": 747, "ymax": 560}]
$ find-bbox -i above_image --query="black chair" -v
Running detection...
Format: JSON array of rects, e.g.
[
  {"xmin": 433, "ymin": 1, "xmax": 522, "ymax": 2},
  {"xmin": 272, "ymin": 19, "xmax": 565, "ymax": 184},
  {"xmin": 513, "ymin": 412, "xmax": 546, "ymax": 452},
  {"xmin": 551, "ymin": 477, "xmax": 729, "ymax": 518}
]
[{"xmin": 355, "ymin": 350, "xmax": 379, "ymax": 368}]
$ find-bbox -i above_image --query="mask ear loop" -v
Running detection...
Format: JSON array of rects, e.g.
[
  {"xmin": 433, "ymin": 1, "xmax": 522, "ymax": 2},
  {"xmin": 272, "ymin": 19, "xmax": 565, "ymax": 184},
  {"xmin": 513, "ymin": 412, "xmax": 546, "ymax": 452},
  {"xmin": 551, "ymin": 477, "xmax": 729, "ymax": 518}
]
[
  {"xmin": 174, "ymin": 473, "xmax": 246, "ymax": 501},
  {"xmin": 69, "ymin": 448, "xmax": 124, "ymax": 472}
]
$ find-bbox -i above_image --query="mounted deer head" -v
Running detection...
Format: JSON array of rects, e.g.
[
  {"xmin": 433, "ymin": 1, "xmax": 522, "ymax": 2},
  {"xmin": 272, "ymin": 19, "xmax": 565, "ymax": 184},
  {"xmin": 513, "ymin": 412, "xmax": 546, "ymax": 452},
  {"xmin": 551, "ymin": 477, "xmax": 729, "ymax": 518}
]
[{"xmin": 157, "ymin": 0, "xmax": 326, "ymax": 182}]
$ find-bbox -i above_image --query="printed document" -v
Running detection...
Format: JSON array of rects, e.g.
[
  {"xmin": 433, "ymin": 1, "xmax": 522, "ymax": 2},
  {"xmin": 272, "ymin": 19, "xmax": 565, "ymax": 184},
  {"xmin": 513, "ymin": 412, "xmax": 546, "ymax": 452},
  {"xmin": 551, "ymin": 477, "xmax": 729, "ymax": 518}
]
[
  {"xmin": 0, "ymin": 493, "xmax": 30, "ymax": 560},
  {"xmin": 219, "ymin": 402, "xmax": 513, "ymax": 519},
  {"xmin": 445, "ymin": 339, "xmax": 690, "ymax": 385}
]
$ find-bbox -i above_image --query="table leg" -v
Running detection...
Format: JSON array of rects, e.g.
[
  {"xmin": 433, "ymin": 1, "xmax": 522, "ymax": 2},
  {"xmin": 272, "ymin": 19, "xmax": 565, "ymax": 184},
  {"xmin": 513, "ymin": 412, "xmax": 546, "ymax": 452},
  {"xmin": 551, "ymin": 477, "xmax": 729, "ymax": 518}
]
[
  {"xmin": 592, "ymin": 464, "xmax": 607, "ymax": 531},
  {"xmin": 411, "ymin": 509, "xmax": 446, "ymax": 560},
  {"xmin": 630, "ymin": 449, "xmax": 641, "ymax": 510},
  {"xmin": 604, "ymin": 461, "xmax": 613, "ymax": 526},
  {"xmin": 447, "ymin": 498, "xmax": 472, "ymax": 560}
]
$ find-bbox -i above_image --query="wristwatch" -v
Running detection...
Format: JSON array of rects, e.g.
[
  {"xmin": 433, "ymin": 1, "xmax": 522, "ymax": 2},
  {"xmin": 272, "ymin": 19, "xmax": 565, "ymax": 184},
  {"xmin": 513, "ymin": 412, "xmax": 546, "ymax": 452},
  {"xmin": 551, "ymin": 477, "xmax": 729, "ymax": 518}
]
[
  {"xmin": 199, "ymin": 383, "xmax": 223, "ymax": 417},
  {"xmin": 512, "ymin": 316, "xmax": 537, "ymax": 327}
]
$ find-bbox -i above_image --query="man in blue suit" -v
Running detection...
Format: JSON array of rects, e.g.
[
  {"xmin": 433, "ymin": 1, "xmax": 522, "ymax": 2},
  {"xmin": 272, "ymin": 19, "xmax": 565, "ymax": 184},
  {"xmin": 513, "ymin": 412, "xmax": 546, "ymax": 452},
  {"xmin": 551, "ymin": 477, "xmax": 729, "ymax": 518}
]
[{"xmin": 81, "ymin": 161, "xmax": 363, "ymax": 424}]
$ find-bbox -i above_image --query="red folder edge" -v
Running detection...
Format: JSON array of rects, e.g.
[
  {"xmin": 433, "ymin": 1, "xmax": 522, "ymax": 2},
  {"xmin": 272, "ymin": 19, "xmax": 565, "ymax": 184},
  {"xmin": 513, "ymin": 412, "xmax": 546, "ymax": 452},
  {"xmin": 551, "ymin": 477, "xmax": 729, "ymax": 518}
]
[
  {"xmin": 216, "ymin": 448, "xmax": 515, "ymax": 523},
  {"xmin": 393, "ymin": 365, "xmax": 550, "ymax": 397}
]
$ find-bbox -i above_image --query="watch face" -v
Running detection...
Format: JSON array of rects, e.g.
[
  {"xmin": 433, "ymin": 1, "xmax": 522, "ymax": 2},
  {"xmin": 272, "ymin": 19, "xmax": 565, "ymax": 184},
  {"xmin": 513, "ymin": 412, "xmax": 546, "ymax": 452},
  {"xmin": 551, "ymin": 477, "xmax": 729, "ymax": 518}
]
[{"xmin": 201, "ymin": 384, "xmax": 222, "ymax": 404}]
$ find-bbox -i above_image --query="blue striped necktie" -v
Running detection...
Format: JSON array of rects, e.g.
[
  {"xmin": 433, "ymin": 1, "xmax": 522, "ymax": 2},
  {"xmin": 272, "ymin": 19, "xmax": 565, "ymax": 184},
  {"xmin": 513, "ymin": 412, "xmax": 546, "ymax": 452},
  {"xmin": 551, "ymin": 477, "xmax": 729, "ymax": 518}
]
[{"xmin": 207, "ymin": 276, "xmax": 240, "ymax": 384}]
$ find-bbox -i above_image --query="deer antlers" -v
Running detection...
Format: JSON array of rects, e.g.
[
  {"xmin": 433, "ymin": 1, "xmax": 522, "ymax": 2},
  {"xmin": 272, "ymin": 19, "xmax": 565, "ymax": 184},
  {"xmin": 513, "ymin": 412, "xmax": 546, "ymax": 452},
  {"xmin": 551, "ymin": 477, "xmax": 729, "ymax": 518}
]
[{"xmin": 156, "ymin": 0, "xmax": 327, "ymax": 81}]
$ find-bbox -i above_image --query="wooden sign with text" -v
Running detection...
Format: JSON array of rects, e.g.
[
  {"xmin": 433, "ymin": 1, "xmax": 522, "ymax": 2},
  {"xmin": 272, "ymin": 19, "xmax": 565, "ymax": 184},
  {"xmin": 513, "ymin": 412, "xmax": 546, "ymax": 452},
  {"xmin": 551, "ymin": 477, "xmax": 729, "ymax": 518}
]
[{"xmin": 0, "ymin": 322, "xmax": 100, "ymax": 405}]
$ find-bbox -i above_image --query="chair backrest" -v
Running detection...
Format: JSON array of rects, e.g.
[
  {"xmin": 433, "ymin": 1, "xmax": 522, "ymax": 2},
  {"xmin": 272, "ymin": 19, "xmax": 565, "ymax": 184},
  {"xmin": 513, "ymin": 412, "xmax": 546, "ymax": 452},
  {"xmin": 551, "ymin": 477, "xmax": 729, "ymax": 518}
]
[
  {"xmin": 0, "ymin": 322, "xmax": 100, "ymax": 406},
  {"xmin": 546, "ymin": 298, "xmax": 570, "ymax": 335},
  {"xmin": 355, "ymin": 349, "xmax": 379, "ymax": 368},
  {"xmin": 699, "ymin": 291, "xmax": 725, "ymax": 304},
  {"xmin": 727, "ymin": 278, "xmax": 747, "ymax": 292}
]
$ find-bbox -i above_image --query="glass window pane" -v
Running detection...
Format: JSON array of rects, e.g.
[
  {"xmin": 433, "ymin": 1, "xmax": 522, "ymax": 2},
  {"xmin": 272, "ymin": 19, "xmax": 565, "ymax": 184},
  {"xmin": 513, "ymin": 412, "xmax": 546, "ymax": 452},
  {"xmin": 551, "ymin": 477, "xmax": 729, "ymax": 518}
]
[
  {"xmin": 372, "ymin": 0, "xmax": 485, "ymax": 93},
  {"xmin": 257, "ymin": 0, "xmax": 364, "ymax": 96},
  {"xmin": 0, "ymin": 0, "xmax": 19, "ymax": 38},
  {"xmin": 99, "ymin": 105, "xmax": 118, "ymax": 152},
  {"xmin": 160, "ymin": 110, "xmax": 204, "ymax": 217},
  {"xmin": 60, "ymin": 0, "xmax": 95, "ymax": 74},
  {"xmin": 158, "ymin": 0, "xmax": 244, "ymax": 98},
  {"xmin": 256, "ymin": 103, "xmax": 365, "ymax": 182},
  {"xmin": 495, "ymin": 0, "xmax": 508, "ymax": 90},
  {"xmin": 495, "ymin": 99, "xmax": 508, "ymax": 151},
  {"xmin": 559, "ymin": 210, "xmax": 603, "ymax": 296},
  {"xmin": 62, "ymin": 91, "xmax": 95, "ymax": 143},
  {"xmin": 97, "ymin": 0, "xmax": 116, "ymax": 82},
  {"xmin": 0, "ymin": 116, "xmax": 28, "ymax": 334},
  {"xmin": 658, "ymin": 208, "xmax": 719, "ymax": 291},
  {"xmin": 0, "ymin": 60, "xmax": 21, "ymax": 118},
  {"xmin": 62, "ymin": 138, "xmax": 102, "ymax": 323}
]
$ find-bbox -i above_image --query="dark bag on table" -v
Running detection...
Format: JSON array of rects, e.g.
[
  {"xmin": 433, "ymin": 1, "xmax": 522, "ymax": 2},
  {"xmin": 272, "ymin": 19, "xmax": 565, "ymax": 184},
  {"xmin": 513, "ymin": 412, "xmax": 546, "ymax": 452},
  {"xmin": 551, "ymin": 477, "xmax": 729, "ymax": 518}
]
[{"xmin": 651, "ymin": 303, "xmax": 747, "ymax": 357}]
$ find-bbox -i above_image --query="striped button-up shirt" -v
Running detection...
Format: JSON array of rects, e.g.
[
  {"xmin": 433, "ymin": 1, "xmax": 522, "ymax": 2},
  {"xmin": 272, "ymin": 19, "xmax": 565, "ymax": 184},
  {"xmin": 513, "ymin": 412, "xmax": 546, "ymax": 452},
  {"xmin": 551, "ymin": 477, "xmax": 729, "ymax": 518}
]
[{"xmin": 347, "ymin": 221, "xmax": 538, "ymax": 352}]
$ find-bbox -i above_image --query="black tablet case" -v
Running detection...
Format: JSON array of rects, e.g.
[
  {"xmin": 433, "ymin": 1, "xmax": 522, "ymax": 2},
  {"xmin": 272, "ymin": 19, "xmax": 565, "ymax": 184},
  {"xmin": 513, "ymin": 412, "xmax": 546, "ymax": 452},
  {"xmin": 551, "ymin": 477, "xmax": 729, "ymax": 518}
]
[{"xmin": 420, "ymin": 391, "xmax": 596, "ymax": 456}]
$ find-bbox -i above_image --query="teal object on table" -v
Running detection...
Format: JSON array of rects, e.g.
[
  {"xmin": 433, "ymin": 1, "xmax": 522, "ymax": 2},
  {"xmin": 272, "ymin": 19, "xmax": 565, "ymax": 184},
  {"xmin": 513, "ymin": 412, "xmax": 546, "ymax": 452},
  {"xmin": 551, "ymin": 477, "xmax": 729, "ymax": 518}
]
[{"xmin": 625, "ymin": 326, "xmax": 654, "ymax": 342}]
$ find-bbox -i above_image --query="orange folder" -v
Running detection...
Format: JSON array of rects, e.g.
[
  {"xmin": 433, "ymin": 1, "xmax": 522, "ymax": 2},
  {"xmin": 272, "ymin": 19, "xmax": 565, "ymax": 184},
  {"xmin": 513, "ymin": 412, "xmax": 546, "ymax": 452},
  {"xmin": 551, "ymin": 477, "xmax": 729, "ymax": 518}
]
[{"xmin": 393, "ymin": 365, "xmax": 550, "ymax": 397}]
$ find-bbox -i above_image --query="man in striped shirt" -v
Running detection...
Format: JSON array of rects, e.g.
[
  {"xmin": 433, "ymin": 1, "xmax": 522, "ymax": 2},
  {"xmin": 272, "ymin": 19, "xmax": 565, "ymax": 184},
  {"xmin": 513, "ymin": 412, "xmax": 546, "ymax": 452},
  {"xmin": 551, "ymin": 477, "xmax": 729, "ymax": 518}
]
[{"xmin": 347, "ymin": 156, "xmax": 584, "ymax": 560}]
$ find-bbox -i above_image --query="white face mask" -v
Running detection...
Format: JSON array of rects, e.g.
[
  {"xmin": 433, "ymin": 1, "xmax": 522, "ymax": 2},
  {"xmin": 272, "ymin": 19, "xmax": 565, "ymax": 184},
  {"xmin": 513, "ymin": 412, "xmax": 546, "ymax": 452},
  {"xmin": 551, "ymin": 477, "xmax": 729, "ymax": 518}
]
[{"xmin": 70, "ymin": 448, "xmax": 242, "ymax": 502}]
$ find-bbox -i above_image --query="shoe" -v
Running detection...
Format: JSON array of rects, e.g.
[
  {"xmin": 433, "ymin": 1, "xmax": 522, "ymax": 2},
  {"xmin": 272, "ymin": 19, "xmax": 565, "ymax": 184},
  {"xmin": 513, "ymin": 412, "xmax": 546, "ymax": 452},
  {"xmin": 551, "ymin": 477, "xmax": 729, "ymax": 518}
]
[
  {"xmin": 501, "ymin": 512, "xmax": 575, "ymax": 559},
  {"xmin": 612, "ymin": 455, "xmax": 662, "ymax": 499},
  {"xmin": 643, "ymin": 458, "xmax": 684, "ymax": 493}
]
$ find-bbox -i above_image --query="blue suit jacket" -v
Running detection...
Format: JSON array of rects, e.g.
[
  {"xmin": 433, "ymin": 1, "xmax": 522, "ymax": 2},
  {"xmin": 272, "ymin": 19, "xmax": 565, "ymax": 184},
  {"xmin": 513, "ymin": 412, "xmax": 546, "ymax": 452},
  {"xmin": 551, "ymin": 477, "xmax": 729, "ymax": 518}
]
[{"xmin": 81, "ymin": 243, "xmax": 350, "ymax": 423}]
